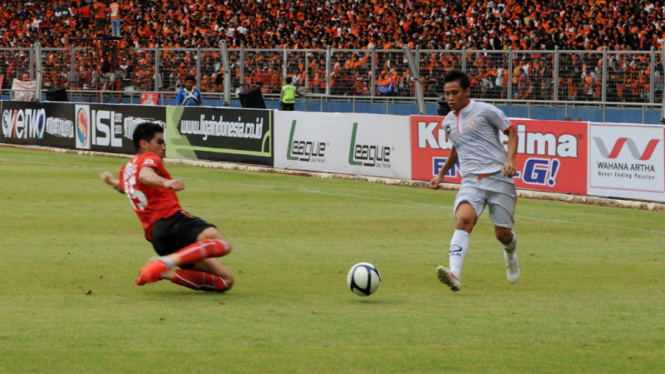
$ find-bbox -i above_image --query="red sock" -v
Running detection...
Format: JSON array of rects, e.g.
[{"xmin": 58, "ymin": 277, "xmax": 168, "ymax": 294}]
[
  {"xmin": 174, "ymin": 239, "xmax": 230, "ymax": 266},
  {"xmin": 170, "ymin": 269, "xmax": 229, "ymax": 292}
]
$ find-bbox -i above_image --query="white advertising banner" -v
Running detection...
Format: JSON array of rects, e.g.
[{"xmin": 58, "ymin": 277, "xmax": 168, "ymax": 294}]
[
  {"xmin": 275, "ymin": 111, "xmax": 411, "ymax": 180},
  {"xmin": 588, "ymin": 122, "xmax": 665, "ymax": 202},
  {"xmin": 11, "ymin": 79, "xmax": 36, "ymax": 101}
]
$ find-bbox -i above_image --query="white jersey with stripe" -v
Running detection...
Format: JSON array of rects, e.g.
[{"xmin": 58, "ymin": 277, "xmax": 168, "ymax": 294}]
[{"xmin": 441, "ymin": 100, "xmax": 513, "ymax": 178}]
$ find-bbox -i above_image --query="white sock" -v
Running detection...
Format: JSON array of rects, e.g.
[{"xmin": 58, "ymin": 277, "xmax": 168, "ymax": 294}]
[
  {"xmin": 159, "ymin": 256, "xmax": 176, "ymax": 268},
  {"xmin": 503, "ymin": 232, "xmax": 517, "ymax": 260},
  {"xmin": 449, "ymin": 229, "xmax": 470, "ymax": 279}
]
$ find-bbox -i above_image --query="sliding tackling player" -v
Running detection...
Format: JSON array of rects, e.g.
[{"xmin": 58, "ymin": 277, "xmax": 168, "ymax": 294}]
[
  {"xmin": 100, "ymin": 123, "xmax": 234, "ymax": 292},
  {"xmin": 429, "ymin": 71, "xmax": 520, "ymax": 292}
]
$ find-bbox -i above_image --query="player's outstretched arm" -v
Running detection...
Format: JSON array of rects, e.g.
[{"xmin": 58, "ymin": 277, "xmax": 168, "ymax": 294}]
[
  {"xmin": 99, "ymin": 172, "xmax": 125, "ymax": 194},
  {"xmin": 138, "ymin": 167, "xmax": 185, "ymax": 191},
  {"xmin": 429, "ymin": 147, "xmax": 459, "ymax": 190},
  {"xmin": 501, "ymin": 126, "xmax": 518, "ymax": 177}
]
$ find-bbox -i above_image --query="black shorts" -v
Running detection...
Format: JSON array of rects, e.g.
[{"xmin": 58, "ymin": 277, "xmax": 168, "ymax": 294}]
[
  {"xmin": 150, "ymin": 211, "xmax": 216, "ymax": 258},
  {"xmin": 280, "ymin": 103, "xmax": 295, "ymax": 111},
  {"xmin": 95, "ymin": 18, "xmax": 107, "ymax": 32}
]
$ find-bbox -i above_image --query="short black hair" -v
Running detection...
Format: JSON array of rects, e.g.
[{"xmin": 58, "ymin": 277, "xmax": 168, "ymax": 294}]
[
  {"xmin": 285, "ymin": 76, "xmax": 293, "ymax": 84},
  {"xmin": 443, "ymin": 70, "xmax": 471, "ymax": 90},
  {"xmin": 184, "ymin": 75, "xmax": 196, "ymax": 83},
  {"xmin": 132, "ymin": 122, "xmax": 164, "ymax": 152}
]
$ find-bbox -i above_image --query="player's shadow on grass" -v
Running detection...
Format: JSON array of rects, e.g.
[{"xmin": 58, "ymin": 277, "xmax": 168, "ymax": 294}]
[{"xmin": 147, "ymin": 289, "xmax": 242, "ymax": 299}]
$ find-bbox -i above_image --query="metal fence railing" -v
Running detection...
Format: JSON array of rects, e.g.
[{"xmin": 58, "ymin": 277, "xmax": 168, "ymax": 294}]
[{"xmin": 2, "ymin": 44, "xmax": 665, "ymax": 117}]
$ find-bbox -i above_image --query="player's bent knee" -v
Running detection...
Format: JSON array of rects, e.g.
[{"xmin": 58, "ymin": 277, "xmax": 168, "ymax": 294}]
[
  {"xmin": 197, "ymin": 227, "xmax": 224, "ymax": 241},
  {"xmin": 222, "ymin": 239, "xmax": 233, "ymax": 254},
  {"xmin": 495, "ymin": 228, "xmax": 512, "ymax": 244},
  {"xmin": 224, "ymin": 276, "xmax": 234, "ymax": 290},
  {"xmin": 455, "ymin": 216, "xmax": 475, "ymax": 231},
  {"xmin": 456, "ymin": 216, "xmax": 474, "ymax": 226}
]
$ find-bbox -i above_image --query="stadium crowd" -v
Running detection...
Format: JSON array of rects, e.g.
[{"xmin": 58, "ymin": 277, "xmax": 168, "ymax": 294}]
[{"xmin": 0, "ymin": 0, "xmax": 663, "ymax": 102}]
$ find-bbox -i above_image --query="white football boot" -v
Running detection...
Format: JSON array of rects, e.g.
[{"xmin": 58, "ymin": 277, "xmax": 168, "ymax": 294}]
[
  {"xmin": 504, "ymin": 251, "xmax": 520, "ymax": 283},
  {"xmin": 436, "ymin": 266, "xmax": 461, "ymax": 292}
]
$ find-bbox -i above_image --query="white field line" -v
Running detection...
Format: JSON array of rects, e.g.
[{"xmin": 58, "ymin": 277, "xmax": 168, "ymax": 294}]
[
  {"xmin": 299, "ymin": 188, "xmax": 451, "ymax": 209},
  {"xmin": 0, "ymin": 157, "xmax": 282, "ymax": 190},
  {"xmin": 298, "ymin": 188, "xmax": 665, "ymax": 235},
  {"xmin": 1, "ymin": 144, "xmax": 664, "ymax": 235}
]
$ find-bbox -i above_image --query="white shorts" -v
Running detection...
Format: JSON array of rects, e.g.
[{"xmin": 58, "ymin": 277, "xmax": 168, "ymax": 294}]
[{"xmin": 453, "ymin": 173, "xmax": 516, "ymax": 228}]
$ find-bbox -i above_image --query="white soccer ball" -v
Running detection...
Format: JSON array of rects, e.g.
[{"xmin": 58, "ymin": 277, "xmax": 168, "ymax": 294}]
[{"xmin": 347, "ymin": 262, "xmax": 381, "ymax": 296}]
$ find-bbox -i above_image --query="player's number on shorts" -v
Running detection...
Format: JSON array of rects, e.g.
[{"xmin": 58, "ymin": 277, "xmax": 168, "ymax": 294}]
[{"xmin": 124, "ymin": 176, "xmax": 147, "ymax": 211}]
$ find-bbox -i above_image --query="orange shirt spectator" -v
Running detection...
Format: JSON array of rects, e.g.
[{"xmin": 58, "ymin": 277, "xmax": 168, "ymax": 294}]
[
  {"xmin": 109, "ymin": 2, "xmax": 121, "ymax": 36},
  {"xmin": 94, "ymin": 1, "xmax": 107, "ymax": 19},
  {"xmin": 110, "ymin": 3, "xmax": 120, "ymax": 20}
]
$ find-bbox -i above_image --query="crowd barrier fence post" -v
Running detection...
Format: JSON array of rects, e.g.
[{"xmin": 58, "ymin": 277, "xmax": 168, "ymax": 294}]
[
  {"xmin": 650, "ymin": 47, "xmax": 656, "ymax": 105},
  {"xmin": 507, "ymin": 46, "xmax": 513, "ymax": 101},
  {"xmin": 155, "ymin": 44, "xmax": 161, "ymax": 93},
  {"xmin": 325, "ymin": 46, "xmax": 331, "ymax": 97},
  {"xmin": 221, "ymin": 40, "xmax": 231, "ymax": 107},
  {"xmin": 601, "ymin": 47, "xmax": 608, "ymax": 104},
  {"xmin": 370, "ymin": 47, "xmax": 376, "ymax": 101},
  {"xmin": 196, "ymin": 46, "xmax": 202, "ymax": 93},
  {"xmin": 402, "ymin": 46, "xmax": 425, "ymax": 115},
  {"xmin": 239, "ymin": 46, "xmax": 245, "ymax": 92},
  {"xmin": 553, "ymin": 47, "xmax": 559, "ymax": 103},
  {"xmin": 34, "ymin": 43, "xmax": 42, "ymax": 102},
  {"xmin": 661, "ymin": 46, "xmax": 665, "ymax": 125}
]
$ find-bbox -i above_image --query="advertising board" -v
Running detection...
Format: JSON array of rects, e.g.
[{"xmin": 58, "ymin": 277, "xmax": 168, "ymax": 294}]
[
  {"xmin": 410, "ymin": 116, "xmax": 588, "ymax": 195},
  {"xmin": 1, "ymin": 101, "xmax": 166, "ymax": 155},
  {"xmin": 275, "ymin": 111, "xmax": 411, "ymax": 179},
  {"xmin": 166, "ymin": 106, "xmax": 273, "ymax": 166},
  {"xmin": 588, "ymin": 123, "xmax": 664, "ymax": 202}
]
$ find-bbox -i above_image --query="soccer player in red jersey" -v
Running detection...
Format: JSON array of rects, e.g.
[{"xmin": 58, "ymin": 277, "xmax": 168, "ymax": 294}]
[{"xmin": 100, "ymin": 123, "xmax": 234, "ymax": 292}]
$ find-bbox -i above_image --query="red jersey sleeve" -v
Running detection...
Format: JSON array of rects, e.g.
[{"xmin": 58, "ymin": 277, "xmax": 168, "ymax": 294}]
[{"xmin": 141, "ymin": 152, "xmax": 161, "ymax": 170}]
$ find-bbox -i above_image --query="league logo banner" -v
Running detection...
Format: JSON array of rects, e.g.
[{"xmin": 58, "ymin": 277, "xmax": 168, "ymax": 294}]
[
  {"xmin": 275, "ymin": 111, "xmax": 411, "ymax": 179},
  {"xmin": 588, "ymin": 123, "xmax": 665, "ymax": 202},
  {"xmin": 166, "ymin": 106, "xmax": 273, "ymax": 166},
  {"xmin": 410, "ymin": 116, "xmax": 588, "ymax": 195},
  {"xmin": 1, "ymin": 101, "xmax": 75, "ymax": 149}
]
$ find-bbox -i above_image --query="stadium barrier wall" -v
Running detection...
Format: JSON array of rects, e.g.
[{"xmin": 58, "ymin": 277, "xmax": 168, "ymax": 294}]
[
  {"xmin": 165, "ymin": 106, "xmax": 273, "ymax": 166},
  {"xmin": 274, "ymin": 111, "xmax": 412, "ymax": 180},
  {"xmin": 0, "ymin": 101, "xmax": 274, "ymax": 166},
  {"xmin": 3, "ymin": 94, "xmax": 663, "ymax": 125},
  {"xmin": 2, "ymin": 100, "xmax": 663, "ymax": 202},
  {"xmin": 410, "ymin": 116, "xmax": 665, "ymax": 202},
  {"xmin": 0, "ymin": 101, "xmax": 165, "ymax": 155}
]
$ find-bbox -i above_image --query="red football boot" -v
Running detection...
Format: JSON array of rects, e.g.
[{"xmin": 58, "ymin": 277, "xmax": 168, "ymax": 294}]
[{"xmin": 136, "ymin": 260, "xmax": 169, "ymax": 285}]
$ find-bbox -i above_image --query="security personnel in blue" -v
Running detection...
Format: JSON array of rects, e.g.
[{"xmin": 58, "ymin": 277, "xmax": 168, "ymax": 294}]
[
  {"xmin": 176, "ymin": 75, "xmax": 203, "ymax": 106},
  {"xmin": 279, "ymin": 76, "xmax": 298, "ymax": 111}
]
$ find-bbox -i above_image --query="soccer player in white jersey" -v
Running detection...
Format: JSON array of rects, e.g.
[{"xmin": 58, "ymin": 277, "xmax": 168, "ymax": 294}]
[
  {"xmin": 429, "ymin": 70, "xmax": 520, "ymax": 292},
  {"xmin": 175, "ymin": 75, "xmax": 203, "ymax": 106}
]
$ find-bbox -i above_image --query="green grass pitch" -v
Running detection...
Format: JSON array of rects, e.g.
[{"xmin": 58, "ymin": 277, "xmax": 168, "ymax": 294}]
[{"xmin": 0, "ymin": 146, "xmax": 664, "ymax": 373}]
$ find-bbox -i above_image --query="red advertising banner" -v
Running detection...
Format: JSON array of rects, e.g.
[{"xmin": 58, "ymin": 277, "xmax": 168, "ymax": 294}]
[
  {"xmin": 410, "ymin": 116, "xmax": 588, "ymax": 195},
  {"xmin": 141, "ymin": 92, "xmax": 159, "ymax": 105}
]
